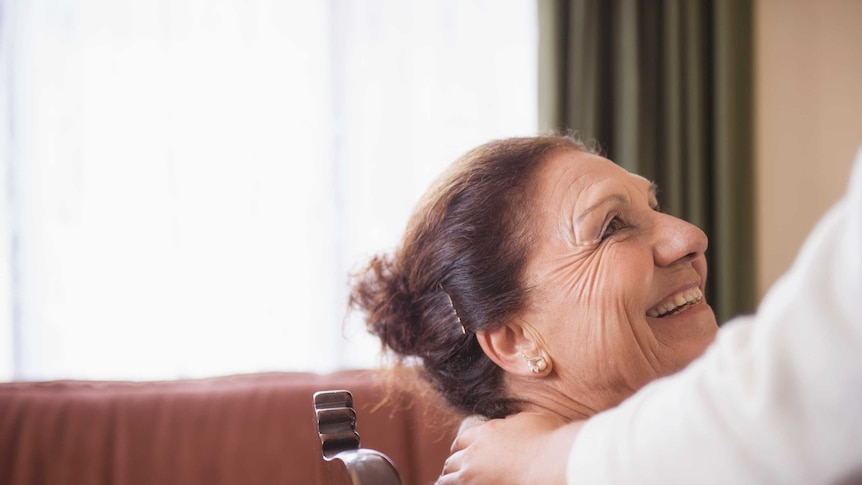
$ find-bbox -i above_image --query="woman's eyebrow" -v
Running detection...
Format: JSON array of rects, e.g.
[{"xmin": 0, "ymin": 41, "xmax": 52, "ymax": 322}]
[{"xmin": 574, "ymin": 193, "xmax": 629, "ymax": 225}]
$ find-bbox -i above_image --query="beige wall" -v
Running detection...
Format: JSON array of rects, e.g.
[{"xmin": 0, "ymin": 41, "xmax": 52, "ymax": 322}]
[{"xmin": 755, "ymin": 0, "xmax": 862, "ymax": 298}]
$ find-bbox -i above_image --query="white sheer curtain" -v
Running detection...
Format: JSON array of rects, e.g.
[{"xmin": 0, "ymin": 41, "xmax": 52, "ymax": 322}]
[{"xmin": 0, "ymin": 0, "xmax": 538, "ymax": 381}]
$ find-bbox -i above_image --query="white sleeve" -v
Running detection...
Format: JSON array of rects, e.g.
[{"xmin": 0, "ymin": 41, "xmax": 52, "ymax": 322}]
[{"xmin": 567, "ymin": 148, "xmax": 862, "ymax": 485}]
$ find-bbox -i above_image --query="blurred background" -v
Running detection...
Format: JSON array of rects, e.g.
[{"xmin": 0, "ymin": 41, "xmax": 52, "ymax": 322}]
[
  {"xmin": 1, "ymin": 0, "xmax": 860, "ymax": 382},
  {"xmin": 0, "ymin": 0, "xmax": 539, "ymax": 381}
]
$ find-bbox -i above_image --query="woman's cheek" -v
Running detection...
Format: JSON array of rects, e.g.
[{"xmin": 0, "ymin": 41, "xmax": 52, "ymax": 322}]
[
  {"xmin": 539, "ymin": 243, "xmax": 648, "ymax": 358},
  {"xmin": 582, "ymin": 245, "xmax": 640, "ymax": 302}
]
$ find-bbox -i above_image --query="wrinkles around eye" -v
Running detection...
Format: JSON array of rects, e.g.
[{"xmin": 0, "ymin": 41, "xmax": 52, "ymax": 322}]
[{"xmin": 600, "ymin": 215, "xmax": 626, "ymax": 240}]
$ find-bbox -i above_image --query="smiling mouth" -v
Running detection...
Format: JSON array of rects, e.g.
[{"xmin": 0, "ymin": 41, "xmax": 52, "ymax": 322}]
[{"xmin": 647, "ymin": 288, "xmax": 704, "ymax": 318}]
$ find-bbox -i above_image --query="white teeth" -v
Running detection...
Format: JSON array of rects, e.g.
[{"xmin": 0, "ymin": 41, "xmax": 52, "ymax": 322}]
[{"xmin": 647, "ymin": 288, "xmax": 703, "ymax": 318}]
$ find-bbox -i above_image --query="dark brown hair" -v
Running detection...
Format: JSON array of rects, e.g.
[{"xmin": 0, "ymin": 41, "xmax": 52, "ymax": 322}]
[{"xmin": 349, "ymin": 134, "xmax": 589, "ymax": 418}]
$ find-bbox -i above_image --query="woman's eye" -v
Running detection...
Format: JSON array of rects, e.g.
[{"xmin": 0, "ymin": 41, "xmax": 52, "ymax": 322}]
[{"xmin": 601, "ymin": 216, "xmax": 626, "ymax": 240}]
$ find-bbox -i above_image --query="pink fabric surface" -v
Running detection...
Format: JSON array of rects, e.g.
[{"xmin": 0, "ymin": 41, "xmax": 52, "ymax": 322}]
[{"xmin": 0, "ymin": 371, "xmax": 457, "ymax": 485}]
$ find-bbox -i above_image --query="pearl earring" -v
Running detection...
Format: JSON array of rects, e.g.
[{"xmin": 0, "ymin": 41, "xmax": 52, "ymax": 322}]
[{"xmin": 523, "ymin": 354, "xmax": 548, "ymax": 373}]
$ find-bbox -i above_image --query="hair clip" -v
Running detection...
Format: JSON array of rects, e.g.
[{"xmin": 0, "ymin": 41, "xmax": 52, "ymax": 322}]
[{"xmin": 438, "ymin": 283, "xmax": 467, "ymax": 334}]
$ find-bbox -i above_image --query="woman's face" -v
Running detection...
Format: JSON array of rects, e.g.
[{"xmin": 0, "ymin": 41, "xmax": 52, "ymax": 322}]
[{"xmin": 520, "ymin": 150, "xmax": 718, "ymax": 416}]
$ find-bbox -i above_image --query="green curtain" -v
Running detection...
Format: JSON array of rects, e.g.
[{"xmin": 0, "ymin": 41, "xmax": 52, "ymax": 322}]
[{"xmin": 538, "ymin": 0, "xmax": 755, "ymax": 324}]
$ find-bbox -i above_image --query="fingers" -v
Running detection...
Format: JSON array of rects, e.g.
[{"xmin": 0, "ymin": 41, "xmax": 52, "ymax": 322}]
[
  {"xmin": 441, "ymin": 449, "xmax": 464, "ymax": 475},
  {"xmin": 458, "ymin": 414, "xmax": 488, "ymax": 434},
  {"xmin": 436, "ymin": 450, "xmax": 464, "ymax": 485},
  {"xmin": 435, "ymin": 472, "xmax": 457, "ymax": 485},
  {"xmin": 450, "ymin": 415, "xmax": 488, "ymax": 454},
  {"xmin": 439, "ymin": 416, "xmax": 499, "ymax": 484},
  {"xmin": 450, "ymin": 423, "xmax": 478, "ymax": 454}
]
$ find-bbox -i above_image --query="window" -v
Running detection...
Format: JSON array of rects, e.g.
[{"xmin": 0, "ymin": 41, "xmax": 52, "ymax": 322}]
[{"xmin": 0, "ymin": 0, "xmax": 538, "ymax": 381}]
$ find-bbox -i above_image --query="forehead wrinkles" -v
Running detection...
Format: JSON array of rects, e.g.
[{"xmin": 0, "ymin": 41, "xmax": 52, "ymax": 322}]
[
  {"xmin": 577, "ymin": 170, "xmax": 653, "ymax": 205},
  {"xmin": 537, "ymin": 155, "xmax": 642, "ymax": 213},
  {"xmin": 533, "ymin": 163, "xmax": 596, "ymax": 245},
  {"xmin": 541, "ymin": 164, "xmax": 592, "ymax": 212}
]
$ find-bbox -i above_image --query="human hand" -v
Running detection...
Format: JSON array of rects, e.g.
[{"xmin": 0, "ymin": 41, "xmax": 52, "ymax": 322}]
[{"xmin": 436, "ymin": 412, "xmax": 584, "ymax": 485}]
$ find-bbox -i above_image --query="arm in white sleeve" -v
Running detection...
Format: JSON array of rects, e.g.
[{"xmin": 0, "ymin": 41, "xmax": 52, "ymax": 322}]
[{"xmin": 567, "ymin": 149, "xmax": 862, "ymax": 485}]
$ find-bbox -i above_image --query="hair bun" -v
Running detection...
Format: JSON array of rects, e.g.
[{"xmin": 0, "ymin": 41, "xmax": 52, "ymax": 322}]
[{"xmin": 349, "ymin": 254, "xmax": 421, "ymax": 357}]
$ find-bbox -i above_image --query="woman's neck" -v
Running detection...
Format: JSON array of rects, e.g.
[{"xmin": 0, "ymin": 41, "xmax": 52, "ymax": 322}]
[{"xmin": 505, "ymin": 373, "xmax": 631, "ymax": 422}]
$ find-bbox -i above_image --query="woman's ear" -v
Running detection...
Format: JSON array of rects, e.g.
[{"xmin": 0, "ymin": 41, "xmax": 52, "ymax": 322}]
[{"xmin": 476, "ymin": 323, "xmax": 552, "ymax": 377}]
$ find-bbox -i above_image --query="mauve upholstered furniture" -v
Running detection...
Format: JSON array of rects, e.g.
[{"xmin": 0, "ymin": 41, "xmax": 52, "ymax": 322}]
[{"xmin": 0, "ymin": 370, "xmax": 457, "ymax": 485}]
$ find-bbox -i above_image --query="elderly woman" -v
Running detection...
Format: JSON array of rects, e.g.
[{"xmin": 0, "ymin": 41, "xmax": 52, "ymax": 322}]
[
  {"xmin": 434, "ymin": 144, "xmax": 862, "ymax": 485},
  {"xmin": 350, "ymin": 134, "xmax": 718, "ymax": 423}
]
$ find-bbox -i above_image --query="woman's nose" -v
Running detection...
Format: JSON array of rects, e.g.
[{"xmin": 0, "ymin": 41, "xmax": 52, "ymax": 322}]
[{"xmin": 652, "ymin": 213, "xmax": 709, "ymax": 267}]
